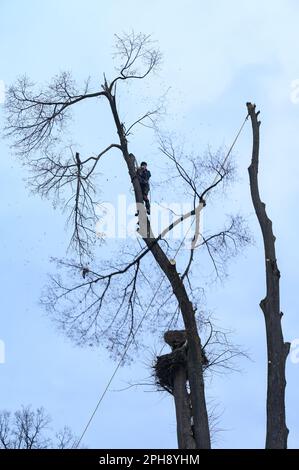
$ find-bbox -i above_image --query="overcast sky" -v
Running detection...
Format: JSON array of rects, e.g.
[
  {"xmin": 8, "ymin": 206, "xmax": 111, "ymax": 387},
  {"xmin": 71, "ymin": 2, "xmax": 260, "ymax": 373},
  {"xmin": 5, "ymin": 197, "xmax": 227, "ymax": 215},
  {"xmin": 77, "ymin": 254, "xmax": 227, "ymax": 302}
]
[{"xmin": 0, "ymin": 0, "xmax": 298, "ymax": 449}]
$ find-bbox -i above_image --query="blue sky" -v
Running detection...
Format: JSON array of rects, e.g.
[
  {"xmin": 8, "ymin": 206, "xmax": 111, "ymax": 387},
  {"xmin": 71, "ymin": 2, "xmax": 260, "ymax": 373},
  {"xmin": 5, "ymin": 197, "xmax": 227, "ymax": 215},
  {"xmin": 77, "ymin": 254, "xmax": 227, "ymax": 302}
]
[{"xmin": 0, "ymin": 0, "xmax": 298, "ymax": 448}]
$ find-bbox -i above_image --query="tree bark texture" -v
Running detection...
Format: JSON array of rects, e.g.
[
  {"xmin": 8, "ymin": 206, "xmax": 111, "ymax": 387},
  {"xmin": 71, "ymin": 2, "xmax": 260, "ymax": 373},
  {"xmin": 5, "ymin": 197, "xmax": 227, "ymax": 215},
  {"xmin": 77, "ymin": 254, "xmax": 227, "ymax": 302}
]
[{"xmin": 247, "ymin": 102, "xmax": 290, "ymax": 449}]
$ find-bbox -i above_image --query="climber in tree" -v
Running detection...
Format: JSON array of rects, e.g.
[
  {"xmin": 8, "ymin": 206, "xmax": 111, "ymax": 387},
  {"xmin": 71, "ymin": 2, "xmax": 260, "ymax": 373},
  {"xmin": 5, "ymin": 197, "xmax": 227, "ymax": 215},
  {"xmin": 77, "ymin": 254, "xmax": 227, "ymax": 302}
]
[{"xmin": 137, "ymin": 161, "xmax": 151, "ymax": 214}]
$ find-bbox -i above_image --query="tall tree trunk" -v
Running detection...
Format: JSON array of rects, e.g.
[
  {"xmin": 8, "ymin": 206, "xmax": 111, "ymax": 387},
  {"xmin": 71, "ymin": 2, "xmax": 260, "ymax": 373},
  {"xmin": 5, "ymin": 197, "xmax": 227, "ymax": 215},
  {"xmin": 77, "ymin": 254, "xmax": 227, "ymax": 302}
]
[
  {"xmin": 160, "ymin": 330, "xmax": 196, "ymax": 449},
  {"xmin": 247, "ymin": 102, "xmax": 290, "ymax": 449},
  {"xmin": 173, "ymin": 365, "xmax": 196, "ymax": 449},
  {"xmin": 107, "ymin": 89, "xmax": 211, "ymax": 449}
]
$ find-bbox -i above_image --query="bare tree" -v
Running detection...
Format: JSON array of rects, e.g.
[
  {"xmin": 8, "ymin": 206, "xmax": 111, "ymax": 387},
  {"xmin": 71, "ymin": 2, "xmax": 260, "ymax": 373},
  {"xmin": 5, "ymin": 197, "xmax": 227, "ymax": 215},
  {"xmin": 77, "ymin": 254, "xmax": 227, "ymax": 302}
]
[
  {"xmin": 0, "ymin": 406, "xmax": 77, "ymax": 449},
  {"xmin": 4, "ymin": 32, "xmax": 250, "ymax": 449},
  {"xmin": 247, "ymin": 102, "xmax": 290, "ymax": 448}
]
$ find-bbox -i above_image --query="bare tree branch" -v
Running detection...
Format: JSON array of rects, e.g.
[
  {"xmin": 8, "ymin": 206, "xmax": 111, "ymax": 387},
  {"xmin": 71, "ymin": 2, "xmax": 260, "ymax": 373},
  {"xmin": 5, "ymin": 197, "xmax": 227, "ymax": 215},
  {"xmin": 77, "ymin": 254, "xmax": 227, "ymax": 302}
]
[
  {"xmin": 0, "ymin": 406, "xmax": 78, "ymax": 449},
  {"xmin": 5, "ymin": 72, "xmax": 106, "ymax": 155},
  {"xmin": 110, "ymin": 32, "xmax": 162, "ymax": 91}
]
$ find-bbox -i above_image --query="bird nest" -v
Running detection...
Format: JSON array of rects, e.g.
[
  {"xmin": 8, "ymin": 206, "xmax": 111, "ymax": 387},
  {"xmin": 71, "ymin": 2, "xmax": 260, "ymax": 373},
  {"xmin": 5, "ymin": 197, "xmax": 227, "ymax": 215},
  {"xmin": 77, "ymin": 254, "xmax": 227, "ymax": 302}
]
[
  {"xmin": 154, "ymin": 348, "xmax": 187, "ymax": 394},
  {"xmin": 154, "ymin": 330, "xmax": 209, "ymax": 394}
]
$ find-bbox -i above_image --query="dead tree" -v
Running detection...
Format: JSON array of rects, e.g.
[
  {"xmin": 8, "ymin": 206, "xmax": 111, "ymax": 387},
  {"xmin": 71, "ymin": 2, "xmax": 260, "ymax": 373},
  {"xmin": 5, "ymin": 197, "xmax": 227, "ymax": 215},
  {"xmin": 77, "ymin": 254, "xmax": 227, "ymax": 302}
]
[
  {"xmin": 247, "ymin": 102, "xmax": 290, "ymax": 448},
  {"xmin": 4, "ymin": 32, "xmax": 250, "ymax": 449}
]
